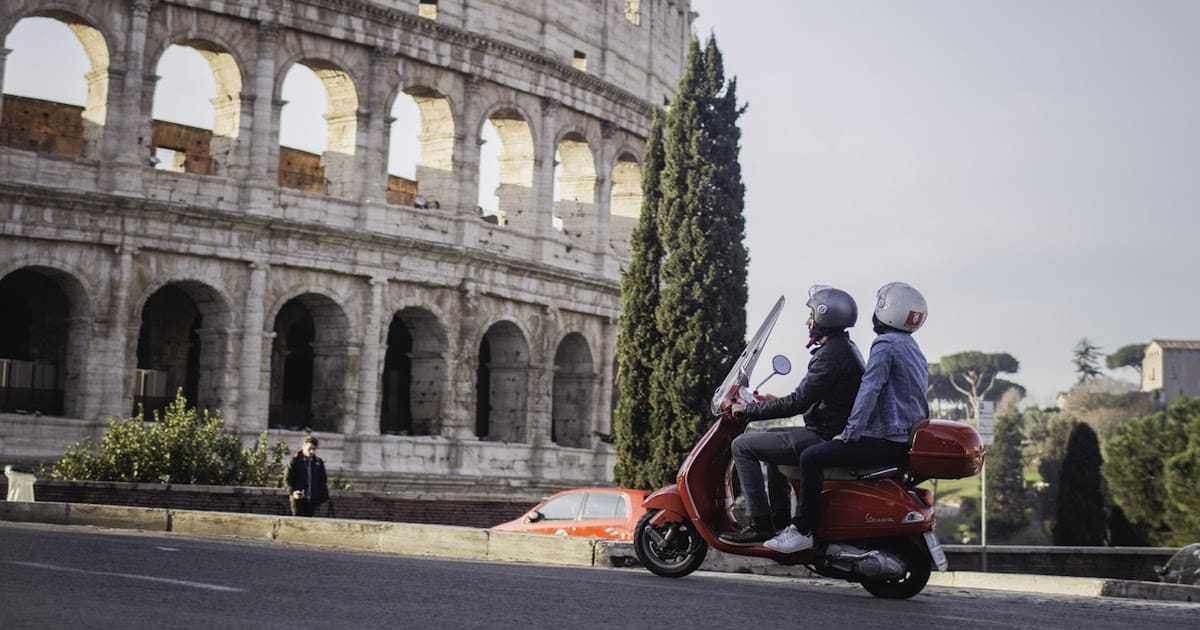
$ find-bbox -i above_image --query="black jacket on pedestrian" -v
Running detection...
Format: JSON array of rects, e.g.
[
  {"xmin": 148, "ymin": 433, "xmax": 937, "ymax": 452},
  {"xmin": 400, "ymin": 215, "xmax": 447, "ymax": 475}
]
[
  {"xmin": 743, "ymin": 331, "xmax": 865, "ymax": 440},
  {"xmin": 285, "ymin": 451, "xmax": 330, "ymax": 504}
]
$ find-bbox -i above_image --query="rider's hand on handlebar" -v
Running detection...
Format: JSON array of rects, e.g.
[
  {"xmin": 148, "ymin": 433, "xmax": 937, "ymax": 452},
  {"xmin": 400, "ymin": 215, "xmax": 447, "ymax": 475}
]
[{"xmin": 753, "ymin": 390, "xmax": 777, "ymax": 402}]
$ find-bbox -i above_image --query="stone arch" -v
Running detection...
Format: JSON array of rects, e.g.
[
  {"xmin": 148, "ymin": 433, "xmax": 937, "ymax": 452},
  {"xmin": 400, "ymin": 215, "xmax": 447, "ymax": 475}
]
[
  {"xmin": 267, "ymin": 292, "xmax": 352, "ymax": 433},
  {"xmin": 0, "ymin": 264, "xmax": 93, "ymax": 418},
  {"xmin": 380, "ymin": 306, "xmax": 449, "ymax": 436},
  {"xmin": 478, "ymin": 105, "xmax": 535, "ymax": 230},
  {"xmin": 277, "ymin": 57, "xmax": 361, "ymax": 197},
  {"xmin": 609, "ymin": 150, "xmax": 643, "ymax": 259},
  {"xmin": 394, "ymin": 85, "xmax": 457, "ymax": 209},
  {"xmin": 148, "ymin": 36, "xmax": 245, "ymax": 176},
  {"xmin": 132, "ymin": 279, "xmax": 234, "ymax": 417},
  {"xmin": 552, "ymin": 332, "xmax": 595, "ymax": 448},
  {"xmin": 553, "ymin": 130, "xmax": 598, "ymax": 237},
  {"xmin": 475, "ymin": 319, "xmax": 530, "ymax": 442},
  {"xmin": 0, "ymin": 12, "xmax": 111, "ymax": 159}
]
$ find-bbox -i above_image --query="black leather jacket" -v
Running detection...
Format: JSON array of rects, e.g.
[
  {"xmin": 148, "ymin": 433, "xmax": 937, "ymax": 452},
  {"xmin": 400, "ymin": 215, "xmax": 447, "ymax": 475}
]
[
  {"xmin": 285, "ymin": 452, "xmax": 330, "ymax": 504},
  {"xmin": 743, "ymin": 331, "xmax": 865, "ymax": 440}
]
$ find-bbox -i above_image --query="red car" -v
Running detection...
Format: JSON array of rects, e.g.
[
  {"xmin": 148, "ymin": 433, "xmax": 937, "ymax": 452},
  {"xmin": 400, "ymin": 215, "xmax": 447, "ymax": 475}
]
[{"xmin": 491, "ymin": 487, "xmax": 649, "ymax": 541}]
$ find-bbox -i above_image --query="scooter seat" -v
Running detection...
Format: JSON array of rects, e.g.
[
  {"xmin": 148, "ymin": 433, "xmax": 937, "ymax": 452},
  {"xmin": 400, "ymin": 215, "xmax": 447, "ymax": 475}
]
[{"xmin": 777, "ymin": 464, "xmax": 904, "ymax": 481}]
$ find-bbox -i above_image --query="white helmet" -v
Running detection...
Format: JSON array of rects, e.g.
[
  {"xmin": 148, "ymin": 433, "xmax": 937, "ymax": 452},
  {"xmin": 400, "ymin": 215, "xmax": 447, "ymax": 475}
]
[{"xmin": 874, "ymin": 282, "xmax": 928, "ymax": 333}]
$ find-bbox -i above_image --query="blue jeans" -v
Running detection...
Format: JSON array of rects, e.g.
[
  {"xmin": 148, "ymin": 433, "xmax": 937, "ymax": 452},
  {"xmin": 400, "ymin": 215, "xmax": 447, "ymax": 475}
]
[
  {"xmin": 732, "ymin": 427, "xmax": 823, "ymax": 521},
  {"xmin": 795, "ymin": 438, "xmax": 910, "ymax": 533}
]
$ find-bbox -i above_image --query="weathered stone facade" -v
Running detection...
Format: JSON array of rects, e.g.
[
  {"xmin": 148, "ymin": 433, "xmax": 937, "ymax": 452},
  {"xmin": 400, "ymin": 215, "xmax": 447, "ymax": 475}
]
[
  {"xmin": 1141, "ymin": 340, "xmax": 1200, "ymax": 404},
  {"xmin": 0, "ymin": 0, "xmax": 692, "ymax": 493}
]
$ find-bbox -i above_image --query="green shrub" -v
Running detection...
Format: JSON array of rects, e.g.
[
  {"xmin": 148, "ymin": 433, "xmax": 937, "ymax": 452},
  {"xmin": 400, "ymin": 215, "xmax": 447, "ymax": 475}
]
[{"xmin": 51, "ymin": 390, "xmax": 290, "ymax": 486}]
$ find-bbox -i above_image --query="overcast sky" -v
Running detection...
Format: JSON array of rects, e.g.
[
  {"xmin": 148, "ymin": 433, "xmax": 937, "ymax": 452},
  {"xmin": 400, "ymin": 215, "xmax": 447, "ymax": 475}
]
[
  {"xmin": 5, "ymin": 2, "xmax": 1198, "ymax": 406},
  {"xmin": 691, "ymin": 0, "xmax": 1200, "ymax": 404}
]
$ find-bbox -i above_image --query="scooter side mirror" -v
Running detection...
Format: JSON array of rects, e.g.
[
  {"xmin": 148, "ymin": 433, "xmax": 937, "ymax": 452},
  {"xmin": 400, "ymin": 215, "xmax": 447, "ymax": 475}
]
[
  {"xmin": 753, "ymin": 355, "xmax": 794, "ymax": 392},
  {"xmin": 771, "ymin": 355, "xmax": 792, "ymax": 376}
]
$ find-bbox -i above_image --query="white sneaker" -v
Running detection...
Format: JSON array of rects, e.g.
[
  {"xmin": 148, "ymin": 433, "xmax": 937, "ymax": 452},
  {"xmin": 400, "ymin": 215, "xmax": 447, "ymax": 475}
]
[{"xmin": 763, "ymin": 524, "xmax": 813, "ymax": 553}]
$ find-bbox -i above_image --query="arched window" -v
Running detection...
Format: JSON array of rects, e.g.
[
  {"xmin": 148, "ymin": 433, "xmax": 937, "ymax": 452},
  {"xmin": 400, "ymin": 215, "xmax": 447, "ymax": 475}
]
[
  {"xmin": 1, "ymin": 16, "xmax": 108, "ymax": 159},
  {"xmin": 552, "ymin": 333, "xmax": 595, "ymax": 447},
  {"xmin": 475, "ymin": 321, "xmax": 529, "ymax": 442},
  {"xmin": 150, "ymin": 42, "xmax": 242, "ymax": 176}
]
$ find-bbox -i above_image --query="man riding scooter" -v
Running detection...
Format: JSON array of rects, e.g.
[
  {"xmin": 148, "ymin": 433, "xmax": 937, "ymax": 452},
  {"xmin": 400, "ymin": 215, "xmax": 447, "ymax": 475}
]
[{"xmin": 720, "ymin": 285, "xmax": 865, "ymax": 546}]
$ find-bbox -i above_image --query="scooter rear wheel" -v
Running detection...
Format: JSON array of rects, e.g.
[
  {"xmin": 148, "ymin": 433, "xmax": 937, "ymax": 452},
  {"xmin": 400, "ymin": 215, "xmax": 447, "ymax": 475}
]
[
  {"xmin": 859, "ymin": 539, "xmax": 932, "ymax": 599},
  {"xmin": 633, "ymin": 509, "xmax": 708, "ymax": 578}
]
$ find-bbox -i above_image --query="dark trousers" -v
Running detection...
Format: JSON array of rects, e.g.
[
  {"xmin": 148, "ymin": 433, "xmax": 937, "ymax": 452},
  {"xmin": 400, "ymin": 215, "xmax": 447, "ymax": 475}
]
[
  {"xmin": 795, "ymin": 438, "xmax": 910, "ymax": 533},
  {"xmin": 731, "ymin": 427, "xmax": 823, "ymax": 521},
  {"xmin": 291, "ymin": 498, "xmax": 317, "ymax": 517}
]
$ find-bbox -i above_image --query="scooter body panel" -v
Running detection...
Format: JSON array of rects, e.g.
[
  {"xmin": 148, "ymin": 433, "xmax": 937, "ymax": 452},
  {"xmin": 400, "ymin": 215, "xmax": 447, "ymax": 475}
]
[
  {"xmin": 815, "ymin": 479, "xmax": 933, "ymax": 541},
  {"xmin": 644, "ymin": 484, "xmax": 688, "ymax": 526}
]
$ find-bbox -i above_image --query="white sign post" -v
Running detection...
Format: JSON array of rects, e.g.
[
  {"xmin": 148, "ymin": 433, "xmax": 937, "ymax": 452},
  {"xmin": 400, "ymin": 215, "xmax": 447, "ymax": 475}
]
[{"xmin": 977, "ymin": 401, "xmax": 994, "ymax": 571}]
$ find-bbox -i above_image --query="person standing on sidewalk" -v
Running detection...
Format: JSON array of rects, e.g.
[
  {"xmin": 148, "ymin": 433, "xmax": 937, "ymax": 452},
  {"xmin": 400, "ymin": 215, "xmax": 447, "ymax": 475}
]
[{"xmin": 285, "ymin": 435, "xmax": 329, "ymax": 517}]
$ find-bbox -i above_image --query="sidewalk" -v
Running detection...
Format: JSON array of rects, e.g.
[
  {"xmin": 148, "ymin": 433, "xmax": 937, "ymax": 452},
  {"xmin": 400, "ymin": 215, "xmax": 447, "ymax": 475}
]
[{"xmin": 2, "ymin": 499, "xmax": 1196, "ymax": 603}]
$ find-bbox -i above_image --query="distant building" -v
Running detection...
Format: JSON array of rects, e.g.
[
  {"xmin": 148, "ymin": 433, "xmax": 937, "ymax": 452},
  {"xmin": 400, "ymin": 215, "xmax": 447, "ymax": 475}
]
[{"xmin": 1141, "ymin": 340, "xmax": 1200, "ymax": 403}]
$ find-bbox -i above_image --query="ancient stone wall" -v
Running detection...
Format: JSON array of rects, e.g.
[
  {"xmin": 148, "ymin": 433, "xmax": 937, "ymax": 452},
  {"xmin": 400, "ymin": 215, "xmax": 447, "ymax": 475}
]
[{"xmin": 0, "ymin": 0, "xmax": 691, "ymax": 493}]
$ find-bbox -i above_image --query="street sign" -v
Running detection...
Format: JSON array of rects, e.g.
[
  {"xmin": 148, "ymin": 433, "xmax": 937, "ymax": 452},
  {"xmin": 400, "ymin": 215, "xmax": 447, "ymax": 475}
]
[{"xmin": 978, "ymin": 400, "xmax": 995, "ymax": 446}]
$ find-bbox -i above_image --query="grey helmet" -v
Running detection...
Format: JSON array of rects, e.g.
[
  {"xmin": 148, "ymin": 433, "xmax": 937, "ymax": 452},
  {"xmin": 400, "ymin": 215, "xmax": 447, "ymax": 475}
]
[
  {"xmin": 806, "ymin": 284, "xmax": 857, "ymax": 338},
  {"xmin": 873, "ymin": 282, "xmax": 928, "ymax": 333}
]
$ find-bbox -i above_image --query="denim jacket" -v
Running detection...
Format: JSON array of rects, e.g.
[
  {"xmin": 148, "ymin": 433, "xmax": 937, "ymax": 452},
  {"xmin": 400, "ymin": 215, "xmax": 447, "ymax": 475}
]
[{"xmin": 840, "ymin": 332, "xmax": 929, "ymax": 443}]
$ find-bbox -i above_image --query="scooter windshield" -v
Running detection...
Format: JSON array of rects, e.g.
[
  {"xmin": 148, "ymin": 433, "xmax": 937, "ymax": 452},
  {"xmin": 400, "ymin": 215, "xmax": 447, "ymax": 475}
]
[{"xmin": 709, "ymin": 296, "xmax": 786, "ymax": 416}]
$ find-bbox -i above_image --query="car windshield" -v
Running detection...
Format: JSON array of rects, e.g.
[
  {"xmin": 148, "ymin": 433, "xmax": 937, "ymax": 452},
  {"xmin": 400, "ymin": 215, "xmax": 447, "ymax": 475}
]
[{"xmin": 709, "ymin": 296, "xmax": 785, "ymax": 416}]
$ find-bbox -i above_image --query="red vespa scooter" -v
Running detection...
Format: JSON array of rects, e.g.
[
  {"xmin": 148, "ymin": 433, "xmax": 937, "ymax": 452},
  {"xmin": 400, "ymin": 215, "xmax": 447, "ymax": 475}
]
[{"xmin": 633, "ymin": 297, "xmax": 984, "ymax": 599}]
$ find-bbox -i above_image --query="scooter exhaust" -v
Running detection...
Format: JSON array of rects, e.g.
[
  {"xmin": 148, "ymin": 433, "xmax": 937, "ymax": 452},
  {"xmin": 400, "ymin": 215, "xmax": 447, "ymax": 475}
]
[{"xmin": 824, "ymin": 544, "xmax": 906, "ymax": 580}]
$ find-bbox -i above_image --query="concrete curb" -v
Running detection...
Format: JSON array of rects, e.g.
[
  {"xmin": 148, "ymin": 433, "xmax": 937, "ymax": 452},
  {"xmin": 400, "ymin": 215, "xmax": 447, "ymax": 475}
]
[{"xmin": 2, "ymin": 500, "xmax": 1196, "ymax": 603}]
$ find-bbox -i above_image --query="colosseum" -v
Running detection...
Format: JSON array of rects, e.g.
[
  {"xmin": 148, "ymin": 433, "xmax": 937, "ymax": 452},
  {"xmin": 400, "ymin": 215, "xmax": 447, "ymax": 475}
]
[{"xmin": 0, "ymin": 0, "xmax": 693, "ymax": 494}]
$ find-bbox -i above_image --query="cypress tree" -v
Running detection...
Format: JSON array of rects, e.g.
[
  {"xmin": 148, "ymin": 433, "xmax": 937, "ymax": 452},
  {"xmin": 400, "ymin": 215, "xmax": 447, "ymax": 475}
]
[
  {"xmin": 1052, "ymin": 422, "xmax": 1107, "ymax": 545},
  {"xmin": 644, "ymin": 36, "xmax": 748, "ymax": 488},
  {"xmin": 613, "ymin": 109, "xmax": 666, "ymax": 489},
  {"xmin": 986, "ymin": 410, "xmax": 1028, "ymax": 539}
]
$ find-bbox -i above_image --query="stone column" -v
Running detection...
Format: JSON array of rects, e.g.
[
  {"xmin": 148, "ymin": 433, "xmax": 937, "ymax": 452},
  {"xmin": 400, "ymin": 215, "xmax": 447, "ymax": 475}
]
[
  {"xmin": 247, "ymin": 22, "xmax": 281, "ymax": 185},
  {"xmin": 236, "ymin": 262, "xmax": 268, "ymax": 431},
  {"xmin": 354, "ymin": 276, "xmax": 385, "ymax": 436},
  {"xmin": 82, "ymin": 68, "xmax": 111, "ymax": 160},
  {"xmin": 0, "ymin": 48, "xmax": 10, "ymax": 129},
  {"xmin": 357, "ymin": 48, "xmax": 389, "ymax": 209},
  {"xmin": 322, "ymin": 108, "xmax": 363, "ymax": 198},
  {"xmin": 453, "ymin": 75, "xmax": 484, "ymax": 245},
  {"xmin": 533, "ymin": 97, "xmax": 560, "ymax": 258},
  {"xmin": 445, "ymin": 277, "xmax": 479, "ymax": 440},
  {"xmin": 101, "ymin": 0, "xmax": 155, "ymax": 193},
  {"xmin": 99, "ymin": 245, "xmax": 137, "ymax": 420},
  {"xmin": 595, "ymin": 316, "xmax": 616, "ymax": 447},
  {"xmin": 209, "ymin": 92, "xmax": 244, "ymax": 178},
  {"xmin": 593, "ymin": 121, "xmax": 617, "ymax": 272}
]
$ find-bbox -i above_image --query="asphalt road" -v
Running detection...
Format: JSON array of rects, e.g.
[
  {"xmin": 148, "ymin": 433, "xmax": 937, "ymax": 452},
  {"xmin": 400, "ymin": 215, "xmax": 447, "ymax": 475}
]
[{"xmin": 1, "ymin": 522, "xmax": 1195, "ymax": 630}]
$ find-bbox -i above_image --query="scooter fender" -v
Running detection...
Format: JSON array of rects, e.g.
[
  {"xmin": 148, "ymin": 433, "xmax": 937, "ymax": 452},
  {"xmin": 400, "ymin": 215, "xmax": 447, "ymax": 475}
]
[{"xmin": 643, "ymin": 484, "xmax": 688, "ymax": 526}]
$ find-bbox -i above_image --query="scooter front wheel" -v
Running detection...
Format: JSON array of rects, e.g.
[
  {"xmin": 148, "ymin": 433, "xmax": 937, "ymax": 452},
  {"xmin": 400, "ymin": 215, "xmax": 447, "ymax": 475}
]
[{"xmin": 633, "ymin": 509, "xmax": 708, "ymax": 578}]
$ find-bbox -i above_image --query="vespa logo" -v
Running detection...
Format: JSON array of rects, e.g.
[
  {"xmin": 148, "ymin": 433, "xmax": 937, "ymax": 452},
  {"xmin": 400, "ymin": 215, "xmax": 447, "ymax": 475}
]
[{"xmin": 864, "ymin": 513, "xmax": 896, "ymax": 524}]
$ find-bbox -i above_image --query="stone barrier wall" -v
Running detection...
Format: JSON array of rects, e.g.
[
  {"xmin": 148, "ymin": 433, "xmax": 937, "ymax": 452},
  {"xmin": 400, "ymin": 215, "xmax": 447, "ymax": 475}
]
[{"xmin": 1, "ymin": 477, "xmax": 531, "ymax": 529}]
